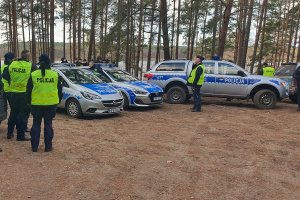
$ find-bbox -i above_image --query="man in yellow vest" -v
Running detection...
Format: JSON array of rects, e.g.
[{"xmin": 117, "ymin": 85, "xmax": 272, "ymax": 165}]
[
  {"xmin": 261, "ymin": 62, "xmax": 275, "ymax": 77},
  {"xmin": 27, "ymin": 54, "xmax": 62, "ymax": 152},
  {"xmin": 187, "ymin": 55, "xmax": 205, "ymax": 112},
  {"xmin": 2, "ymin": 50, "xmax": 37, "ymax": 141},
  {"xmin": 1, "ymin": 52, "xmax": 16, "ymax": 139}
]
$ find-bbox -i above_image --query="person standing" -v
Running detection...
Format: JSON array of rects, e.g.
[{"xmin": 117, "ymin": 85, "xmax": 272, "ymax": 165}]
[
  {"xmin": 187, "ymin": 55, "xmax": 205, "ymax": 112},
  {"xmin": 260, "ymin": 62, "xmax": 275, "ymax": 77},
  {"xmin": 27, "ymin": 54, "xmax": 62, "ymax": 152},
  {"xmin": 293, "ymin": 66, "xmax": 300, "ymax": 111},
  {"xmin": 2, "ymin": 50, "xmax": 36, "ymax": 141},
  {"xmin": 1, "ymin": 52, "xmax": 16, "ymax": 139}
]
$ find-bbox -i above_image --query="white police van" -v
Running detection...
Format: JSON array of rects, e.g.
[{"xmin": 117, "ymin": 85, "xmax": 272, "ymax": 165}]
[{"xmin": 144, "ymin": 60, "xmax": 289, "ymax": 109}]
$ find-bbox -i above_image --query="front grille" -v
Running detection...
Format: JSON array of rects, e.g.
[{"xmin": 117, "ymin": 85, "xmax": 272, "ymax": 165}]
[
  {"xmin": 149, "ymin": 92, "xmax": 164, "ymax": 102},
  {"xmin": 102, "ymin": 99, "xmax": 123, "ymax": 107}
]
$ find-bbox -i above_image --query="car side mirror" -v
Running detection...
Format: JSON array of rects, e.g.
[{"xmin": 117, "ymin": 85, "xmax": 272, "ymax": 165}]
[{"xmin": 237, "ymin": 70, "xmax": 247, "ymax": 77}]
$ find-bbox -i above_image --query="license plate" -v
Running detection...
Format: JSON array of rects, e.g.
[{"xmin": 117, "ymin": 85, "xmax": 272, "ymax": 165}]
[
  {"xmin": 153, "ymin": 97, "xmax": 162, "ymax": 101},
  {"xmin": 108, "ymin": 109, "xmax": 116, "ymax": 113}
]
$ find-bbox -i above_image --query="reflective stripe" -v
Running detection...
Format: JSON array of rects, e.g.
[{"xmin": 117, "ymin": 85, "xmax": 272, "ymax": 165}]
[
  {"xmin": 31, "ymin": 70, "xmax": 59, "ymax": 105},
  {"xmin": 9, "ymin": 61, "xmax": 32, "ymax": 92},
  {"xmin": 187, "ymin": 64, "xmax": 205, "ymax": 85}
]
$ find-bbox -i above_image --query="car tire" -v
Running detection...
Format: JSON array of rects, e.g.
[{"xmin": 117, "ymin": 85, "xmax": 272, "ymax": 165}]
[
  {"xmin": 253, "ymin": 89, "xmax": 277, "ymax": 109},
  {"xmin": 122, "ymin": 92, "xmax": 130, "ymax": 110},
  {"xmin": 289, "ymin": 94, "xmax": 298, "ymax": 103},
  {"xmin": 166, "ymin": 86, "xmax": 187, "ymax": 104},
  {"xmin": 66, "ymin": 99, "xmax": 83, "ymax": 118}
]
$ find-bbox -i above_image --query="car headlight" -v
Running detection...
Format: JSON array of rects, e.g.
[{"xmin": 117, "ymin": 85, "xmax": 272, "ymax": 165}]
[
  {"xmin": 133, "ymin": 89, "xmax": 148, "ymax": 95},
  {"xmin": 80, "ymin": 91, "xmax": 102, "ymax": 100}
]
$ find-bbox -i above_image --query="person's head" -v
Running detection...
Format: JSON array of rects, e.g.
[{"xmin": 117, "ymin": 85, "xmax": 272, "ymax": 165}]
[
  {"xmin": 263, "ymin": 62, "xmax": 268, "ymax": 67},
  {"xmin": 39, "ymin": 54, "xmax": 51, "ymax": 77},
  {"xmin": 61, "ymin": 57, "xmax": 65, "ymax": 62},
  {"xmin": 21, "ymin": 50, "xmax": 30, "ymax": 61},
  {"xmin": 4, "ymin": 52, "xmax": 15, "ymax": 65},
  {"xmin": 195, "ymin": 55, "xmax": 204, "ymax": 64},
  {"xmin": 83, "ymin": 59, "xmax": 87, "ymax": 62}
]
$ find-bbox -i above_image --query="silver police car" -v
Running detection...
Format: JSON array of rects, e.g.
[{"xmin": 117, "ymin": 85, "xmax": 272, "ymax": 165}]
[
  {"xmin": 53, "ymin": 67, "xmax": 123, "ymax": 118},
  {"xmin": 144, "ymin": 60, "xmax": 289, "ymax": 109}
]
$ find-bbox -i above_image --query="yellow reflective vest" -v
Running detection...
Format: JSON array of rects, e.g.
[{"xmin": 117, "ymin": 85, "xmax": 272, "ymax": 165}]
[
  {"xmin": 31, "ymin": 69, "xmax": 59, "ymax": 106},
  {"xmin": 8, "ymin": 60, "xmax": 32, "ymax": 92},
  {"xmin": 188, "ymin": 64, "xmax": 205, "ymax": 86},
  {"xmin": 263, "ymin": 66, "xmax": 275, "ymax": 77}
]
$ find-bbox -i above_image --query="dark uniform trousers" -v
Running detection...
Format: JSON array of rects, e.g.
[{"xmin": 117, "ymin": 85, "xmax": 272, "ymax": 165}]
[
  {"xmin": 192, "ymin": 85, "xmax": 202, "ymax": 111},
  {"xmin": 5, "ymin": 92, "xmax": 15, "ymax": 136},
  {"xmin": 8, "ymin": 93, "xmax": 27, "ymax": 139},
  {"xmin": 30, "ymin": 106, "xmax": 56, "ymax": 150}
]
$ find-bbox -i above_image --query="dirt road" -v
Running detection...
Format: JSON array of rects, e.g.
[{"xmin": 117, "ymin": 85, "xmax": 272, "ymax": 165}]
[{"xmin": 0, "ymin": 99, "xmax": 299, "ymax": 200}]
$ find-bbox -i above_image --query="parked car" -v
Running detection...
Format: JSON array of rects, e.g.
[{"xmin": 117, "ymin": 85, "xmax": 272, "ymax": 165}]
[
  {"xmin": 52, "ymin": 67, "xmax": 123, "ymax": 118},
  {"xmin": 274, "ymin": 62, "xmax": 300, "ymax": 103},
  {"xmin": 144, "ymin": 59, "xmax": 289, "ymax": 109},
  {"xmin": 86, "ymin": 66, "xmax": 163, "ymax": 109}
]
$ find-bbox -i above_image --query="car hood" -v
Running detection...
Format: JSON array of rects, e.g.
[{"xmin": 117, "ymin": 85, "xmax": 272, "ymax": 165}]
[
  {"xmin": 114, "ymin": 81, "xmax": 163, "ymax": 93},
  {"xmin": 78, "ymin": 83, "xmax": 118, "ymax": 95}
]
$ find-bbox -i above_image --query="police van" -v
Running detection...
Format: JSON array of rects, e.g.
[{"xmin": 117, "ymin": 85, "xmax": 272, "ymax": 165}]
[{"xmin": 144, "ymin": 60, "xmax": 289, "ymax": 109}]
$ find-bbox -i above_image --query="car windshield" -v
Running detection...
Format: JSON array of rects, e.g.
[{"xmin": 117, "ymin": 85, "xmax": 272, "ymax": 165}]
[
  {"xmin": 105, "ymin": 70, "xmax": 138, "ymax": 82},
  {"xmin": 87, "ymin": 69, "xmax": 112, "ymax": 83},
  {"xmin": 275, "ymin": 64, "xmax": 297, "ymax": 76},
  {"xmin": 60, "ymin": 69, "xmax": 102, "ymax": 84}
]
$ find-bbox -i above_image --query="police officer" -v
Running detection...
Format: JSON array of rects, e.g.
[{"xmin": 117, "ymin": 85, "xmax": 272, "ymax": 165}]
[
  {"xmin": 2, "ymin": 50, "xmax": 36, "ymax": 141},
  {"xmin": 27, "ymin": 54, "xmax": 62, "ymax": 152},
  {"xmin": 1, "ymin": 52, "xmax": 16, "ymax": 139},
  {"xmin": 187, "ymin": 55, "xmax": 205, "ymax": 112},
  {"xmin": 261, "ymin": 62, "xmax": 275, "ymax": 77}
]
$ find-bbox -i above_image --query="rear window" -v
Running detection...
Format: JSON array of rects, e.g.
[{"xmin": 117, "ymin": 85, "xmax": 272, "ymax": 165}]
[
  {"xmin": 156, "ymin": 62, "xmax": 186, "ymax": 72},
  {"xmin": 275, "ymin": 64, "xmax": 297, "ymax": 76}
]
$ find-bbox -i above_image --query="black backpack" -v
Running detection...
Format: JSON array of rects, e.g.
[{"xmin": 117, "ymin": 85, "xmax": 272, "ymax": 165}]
[{"xmin": 293, "ymin": 66, "xmax": 300, "ymax": 79}]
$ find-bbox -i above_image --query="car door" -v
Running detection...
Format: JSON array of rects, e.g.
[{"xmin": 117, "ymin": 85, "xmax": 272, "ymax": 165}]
[
  {"xmin": 214, "ymin": 62, "xmax": 248, "ymax": 97},
  {"xmin": 201, "ymin": 61, "xmax": 217, "ymax": 95}
]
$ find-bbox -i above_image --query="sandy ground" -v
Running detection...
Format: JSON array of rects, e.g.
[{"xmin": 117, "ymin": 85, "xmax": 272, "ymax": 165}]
[{"xmin": 0, "ymin": 98, "xmax": 299, "ymax": 200}]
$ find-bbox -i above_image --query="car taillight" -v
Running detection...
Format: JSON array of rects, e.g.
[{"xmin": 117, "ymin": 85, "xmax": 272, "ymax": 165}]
[{"xmin": 144, "ymin": 73, "xmax": 154, "ymax": 80}]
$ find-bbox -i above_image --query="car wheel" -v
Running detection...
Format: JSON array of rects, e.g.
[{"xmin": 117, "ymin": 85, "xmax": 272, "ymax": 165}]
[
  {"xmin": 289, "ymin": 94, "xmax": 298, "ymax": 103},
  {"xmin": 122, "ymin": 92, "xmax": 130, "ymax": 110},
  {"xmin": 66, "ymin": 99, "xmax": 83, "ymax": 118},
  {"xmin": 166, "ymin": 86, "xmax": 187, "ymax": 104},
  {"xmin": 253, "ymin": 89, "xmax": 277, "ymax": 109}
]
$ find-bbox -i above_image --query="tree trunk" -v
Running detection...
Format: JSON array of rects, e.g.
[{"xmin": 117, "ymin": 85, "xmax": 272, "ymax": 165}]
[
  {"xmin": 240, "ymin": 0, "xmax": 254, "ymax": 68},
  {"xmin": 11, "ymin": 0, "xmax": 18, "ymax": 55},
  {"xmin": 218, "ymin": 0, "xmax": 234, "ymax": 58},
  {"xmin": 257, "ymin": 0, "xmax": 268, "ymax": 72},
  {"xmin": 63, "ymin": 0, "xmax": 66, "ymax": 58},
  {"xmin": 135, "ymin": 0, "xmax": 143, "ymax": 77},
  {"xmin": 190, "ymin": 1, "xmax": 200, "ymax": 60},
  {"xmin": 125, "ymin": 1, "xmax": 131, "ymax": 72},
  {"xmin": 175, "ymin": 0, "xmax": 181, "ymax": 59},
  {"xmin": 292, "ymin": 3, "xmax": 300, "ymax": 62},
  {"xmin": 77, "ymin": 0, "xmax": 82, "ymax": 60},
  {"xmin": 211, "ymin": 0, "xmax": 218, "ymax": 57},
  {"xmin": 147, "ymin": 0, "xmax": 156, "ymax": 70},
  {"xmin": 20, "ymin": 0, "xmax": 26, "ymax": 50},
  {"xmin": 88, "ymin": 0, "xmax": 97, "ymax": 61},
  {"xmin": 115, "ymin": 0, "xmax": 122, "ymax": 67},
  {"xmin": 250, "ymin": 0, "xmax": 267, "ymax": 73},
  {"xmin": 50, "ymin": 0, "xmax": 55, "ymax": 61},
  {"xmin": 186, "ymin": 1, "xmax": 193, "ymax": 59},
  {"xmin": 156, "ymin": 17, "xmax": 161, "ymax": 64},
  {"xmin": 286, "ymin": 0, "xmax": 295, "ymax": 62},
  {"xmin": 160, "ymin": 0, "xmax": 171, "ymax": 60},
  {"xmin": 170, "ymin": 0, "xmax": 176, "ymax": 59},
  {"xmin": 72, "ymin": 0, "xmax": 77, "ymax": 61},
  {"xmin": 31, "ymin": 0, "xmax": 36, "ymax": 63}
]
